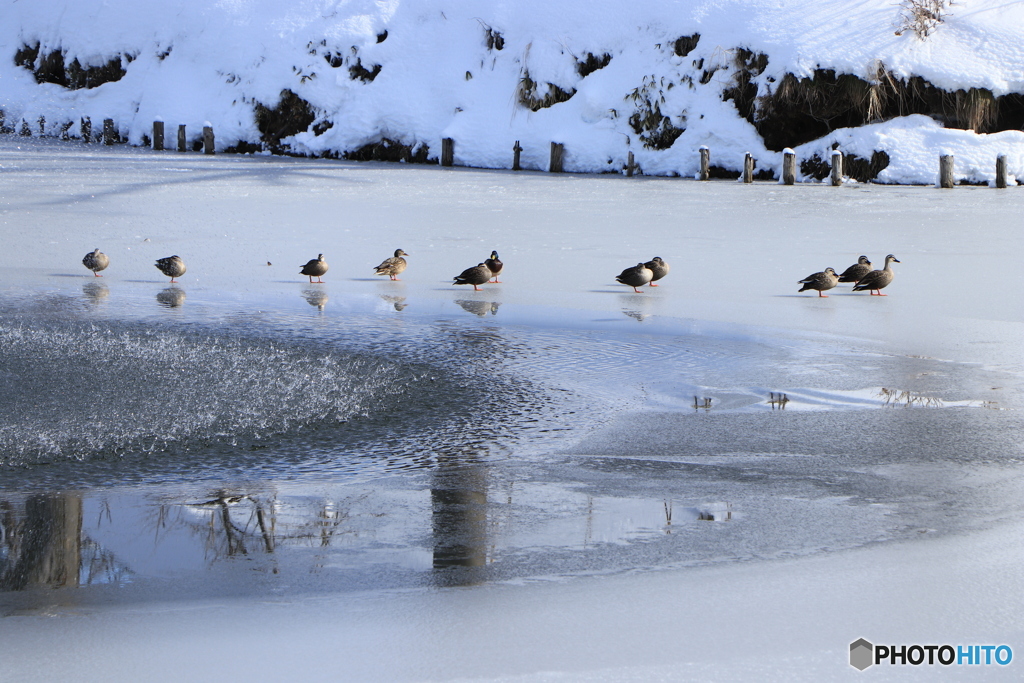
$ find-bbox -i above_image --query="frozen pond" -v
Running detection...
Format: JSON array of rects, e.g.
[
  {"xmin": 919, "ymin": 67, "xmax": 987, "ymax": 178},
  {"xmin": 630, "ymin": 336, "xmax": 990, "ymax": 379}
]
[{"xmin": 1, "ymin": 136, "xmax": 1023, "ymax": 679}]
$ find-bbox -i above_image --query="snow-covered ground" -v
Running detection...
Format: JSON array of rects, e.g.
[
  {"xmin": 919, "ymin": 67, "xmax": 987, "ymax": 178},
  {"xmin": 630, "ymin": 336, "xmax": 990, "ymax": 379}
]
[
  {"xmin": 3, "ymin": 1, "xmax": 1024, "ymax": 183},
  {"xmin": 1, "ymin": 136, "xmax": 1024, "ymax": 680}
]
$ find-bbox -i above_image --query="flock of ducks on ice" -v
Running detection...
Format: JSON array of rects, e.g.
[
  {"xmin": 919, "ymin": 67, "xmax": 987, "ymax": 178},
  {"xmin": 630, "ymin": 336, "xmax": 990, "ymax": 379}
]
[{"xmin": 81, "ymin": 248, "xmax": 899, "ymax": 296}]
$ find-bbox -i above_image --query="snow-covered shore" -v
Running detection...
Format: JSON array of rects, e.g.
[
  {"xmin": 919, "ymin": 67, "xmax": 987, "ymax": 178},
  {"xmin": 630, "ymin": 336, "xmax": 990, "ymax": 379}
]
[{"xmin": 4, "ymin": 1, "xmax": 1024, "ymax": 184}]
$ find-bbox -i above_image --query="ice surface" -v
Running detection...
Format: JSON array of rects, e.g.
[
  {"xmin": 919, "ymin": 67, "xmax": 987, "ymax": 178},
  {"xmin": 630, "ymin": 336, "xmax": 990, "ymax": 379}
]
[{"xmin": 1, "ymin": 136, "xmax": 1024, "ymax": 679}]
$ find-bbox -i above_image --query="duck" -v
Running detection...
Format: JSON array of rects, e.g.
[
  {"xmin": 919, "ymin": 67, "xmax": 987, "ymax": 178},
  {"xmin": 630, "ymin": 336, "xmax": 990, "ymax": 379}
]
[
  {"xmin": 82, "ymin": 248, "xmax": 109, "ymax": 277},
  {"xmin": 300, "ymin": 253, "xmax": 328, "ymax": 283},
  {"xmin": 616, "ymin": 263, "xmax": 654, "ymax": 293},
  {"xmin": 155, "ymin": 255, "xmax": 186, "ymax": 283},
  {"xmin": 485, "ymin": 250, "xmax": 503, "ymax": 283},
  {"xmin": 453, "ymin": 263, "xmax": 491, "ymax": 291},
  {"xmin": 798, "ymin": 267, "xmax": 839, "ymax": 297},
  {"xmin": 644, "ymin": 257, "xmax": 669, "ymax": 286},
  {"xmin": 837, "ymin": 255, "xmax": 872, "ymax": 284},
  {"xmin": 373, "ymin": 249, "xmax": 408, "ymax": 280},
  {"xmin": 852, "ymin": 254, "xmax": 900, "ymax": 295}
]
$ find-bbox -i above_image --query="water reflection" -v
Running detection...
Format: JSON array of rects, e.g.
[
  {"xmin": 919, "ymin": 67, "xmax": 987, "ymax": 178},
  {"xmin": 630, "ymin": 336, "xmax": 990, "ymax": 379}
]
[
  {"xmin": 0, "ymin": 494, "xmax": 82, "ymax": 591},
  {"xmin": 302, "ymin": 288, "xmax": 328, "ymax": 311},
  {"xmin": 156, "ymin": 287, "xmax": 186, "ymax": 308},
  {"xmin": 81, "ymin": 281, "xmax": 109, "ymax": 305},
  {"xmin": 455, "ymin": 299, "xmax": 500, "ymax": 317},
  {"xmin": 380, "ymin": 294, "xmax": 407, "ymax": 311},
  {"xmin": 431, "ymin": 450, "xmax": 489, "ymax": 586}
]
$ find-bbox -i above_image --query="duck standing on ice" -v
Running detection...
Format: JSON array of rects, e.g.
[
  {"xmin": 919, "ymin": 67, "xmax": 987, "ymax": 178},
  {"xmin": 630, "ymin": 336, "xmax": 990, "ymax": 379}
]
[
  {"xmin": 616, "ymin": 263, "xmax": 654, "ymax": 293},
  {"xmin": 82, "ymin": 248, "xmax": 109, "ymax": 277},
  {"xmin": 852, "ymin": 255, "xmax": 900, "ymax": 295},
  {"xmin": 155, "ymin": 255, "xmax": 186, "ymax": 283},
  {"xmin": 797, "ymin": 267, "xmax": 839, "ymax": 297},
  {"xmin": 301, "ymin": 253, "xmax": 329, "ymax": 283}
]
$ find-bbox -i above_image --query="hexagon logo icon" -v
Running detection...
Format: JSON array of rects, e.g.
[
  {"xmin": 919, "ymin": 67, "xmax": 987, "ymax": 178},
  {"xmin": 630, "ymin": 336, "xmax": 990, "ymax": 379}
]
[{"xmin": 850, "ymin": 638, "xmax": 874, "ymax": 671}]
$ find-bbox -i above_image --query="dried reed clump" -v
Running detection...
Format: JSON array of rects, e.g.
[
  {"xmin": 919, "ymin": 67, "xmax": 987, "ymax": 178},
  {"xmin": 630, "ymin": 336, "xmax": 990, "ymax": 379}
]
[
  {"xmin": 895, "ymin": 0, "xmax": 951, "ymax": 40},
  {"xmin": 626, "ymin": 74, "xmax": 685, "ymax": 150},
  {"xmin": 516, "ymin": 70, "xmax": 576, "ymax": 111}
]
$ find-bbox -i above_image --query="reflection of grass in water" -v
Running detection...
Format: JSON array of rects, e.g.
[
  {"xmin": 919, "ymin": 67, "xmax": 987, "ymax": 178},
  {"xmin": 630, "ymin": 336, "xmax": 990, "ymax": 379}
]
[{"xmin": 879, "ymin": 387, "xmax": 946, "ymax": 408}]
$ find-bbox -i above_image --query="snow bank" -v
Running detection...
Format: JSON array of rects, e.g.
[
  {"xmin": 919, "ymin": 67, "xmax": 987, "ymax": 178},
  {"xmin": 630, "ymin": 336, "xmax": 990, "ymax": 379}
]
[{"xmin": 2, "ymin": 0, "xmax": 1024, "ymax": 183}]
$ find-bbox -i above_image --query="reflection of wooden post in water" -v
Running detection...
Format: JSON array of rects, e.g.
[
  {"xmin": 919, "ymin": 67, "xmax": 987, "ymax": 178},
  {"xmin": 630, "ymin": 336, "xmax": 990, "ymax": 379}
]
[
  {"xmin": 431, "ymin": 457, "xmax": 489, "ymax": 582},
  {"xmin": 0, "ymin": 494, "xmax": 82, "ymax": 590}
]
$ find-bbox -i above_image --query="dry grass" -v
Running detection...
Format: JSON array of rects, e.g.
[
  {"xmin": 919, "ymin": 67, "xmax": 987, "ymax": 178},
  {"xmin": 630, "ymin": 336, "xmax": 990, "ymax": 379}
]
[{"xmin": 895, "ymin": 0, "xmax": 951, "ymax": 40}]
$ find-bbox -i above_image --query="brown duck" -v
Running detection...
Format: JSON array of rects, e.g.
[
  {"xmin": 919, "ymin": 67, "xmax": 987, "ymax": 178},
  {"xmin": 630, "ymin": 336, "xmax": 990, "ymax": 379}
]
[
  {"xmin": 373, "ymin": 249, "xmax": 408, "ymax": 280},
  {"xmin": 852, "ymin": 255, "xmax": 900, "ymax": 295},
  {"xmin": 82, "ymin": 248, "xmax": 109, "ymax": 277},
  {"xmin": 798, "ymin": 267, "xmax": 839, "ymax": 297},
  {"xmin": 301, "ymin": 253, "xmax": 328, "ymax": 283}
]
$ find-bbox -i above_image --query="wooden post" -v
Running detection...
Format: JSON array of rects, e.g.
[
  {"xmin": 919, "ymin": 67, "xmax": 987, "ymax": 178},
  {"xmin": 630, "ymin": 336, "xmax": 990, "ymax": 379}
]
[
  {"xmin": 512, "ymin": 140, "xmax": 522, "ymax": 171},
  {"xmin": 939, "ymin": 154, "xmax": 954, "ymax": 188},
  {"xmin": 81, "ymin": 117, "xmax": 91, "ymax": 143},
  {"xmin": 742, "ymin": 153, "xmax": 754, "ymax": 183},
  {"xmin": 549, "ymin": 142, "xmax": 564, "ymax": 173},
  {"xmin": 441, "ymin": 137, "xmax": 454, "ymax": 166},
  {"xmin": 996, "ymin": 155, "xmax": 1007, "ymax": 189},
  {"xmin": 626, "ymin": 151, "xmax": 635, "ymax": 177},
  {"xmin": 153, "ymin": 121, "xmax": 164, "ymax": 151},
  {"xmin": 203, "ymin": 125, "xmax": 214, "ymax": 154},
  {"xmin": 102, "ymin": 118, "xmax": 115, "ymax": 145},
  {"xmin": 699, "ymin": 146, "xmax": 710, "ymax": 181},
  {"xmin": 177, "ymin": 124, "xmax": 186, "ymax": 152},
  {"xmin": 782, "ymin": 149, "xmax": 796, "ymax": 185},
  {"xmin": 831, "ymin": 150, "xmax": 843, "ymax": 186}
]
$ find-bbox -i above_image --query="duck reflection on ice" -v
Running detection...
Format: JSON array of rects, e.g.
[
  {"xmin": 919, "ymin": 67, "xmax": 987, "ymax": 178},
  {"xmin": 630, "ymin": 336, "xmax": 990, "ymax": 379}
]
[
  {"xmin": 81, "ymin": 281, "xmax": 109, "ymax": 304},
  {"xmin": 455, "ymin": 299, "xmax": 500, "ymax": 317},
  {"xmin": 156, "ymin": 286, "xmax": 186, "ymax": 308},
  {"xmin": 380, "ymin": 294, "xmax": 407, "ymax": 311},
  {"xmin": 620, "ymin": 293, "xmax": 653, "ymax": 322},
  {"xmin": 302, "ymin": 288, "xmax": 328, "ymax": 311}
]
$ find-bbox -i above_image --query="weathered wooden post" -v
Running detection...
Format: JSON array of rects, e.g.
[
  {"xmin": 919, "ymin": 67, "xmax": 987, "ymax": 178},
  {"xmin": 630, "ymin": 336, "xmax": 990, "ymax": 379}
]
[
  {"xmin": 699, "ymin": 146, "xmax": 710, "ymax": 181},
  {"xmin": 81, "ymin": 117, "xmax": 91, "ymax": 143},
  {"xmin": 939, "ymin": 154, "xmax": 954, "ymax": 188},
  {"xmin": 742, "ymin": 152, "xmax": 754, "ymax": 183},
  {"xmin": 550, "ymin": 142, "xmax": 564, "ymax": 173},
  {"xmin": 626, "ymin": 151, "xmax": 635, "ymax": 177},
  {"xmin": 177, "ymin": 124, "xmax": 186, "ymax": 152},
  {"xmin": 782, "ymin": 148, "xmax": 796, "ymax": 185},
  {"xmin": 831, "ymin": 150, "xmax": 843, "ymax": 186},
  {"xmin": 441, "ymin": 137, "xmax": 454, "ymax": 166},
  {"xmin": 103, "ymin": 118, "xmax": 115, "ymax": 145},
  {"xmin": 996, "ymin": 155, "xmax": 1007, "ymax": 189},
  {"xmin": 153, "ymin": 120, "xmax": 165, "ymax": 151},
  {"xmin": 203, "ymin": 125, "xmax": 215, "ymax": 154},
  {"xmin": 512, "ymin": 140, "xmax": 522, "ymax": 171}
]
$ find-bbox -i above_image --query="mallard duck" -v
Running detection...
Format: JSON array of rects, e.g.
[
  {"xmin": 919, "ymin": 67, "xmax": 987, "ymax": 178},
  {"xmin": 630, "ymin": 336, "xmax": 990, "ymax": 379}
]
[
  {"xmin": 853, "ymin": 254, "xmax": 900, "ymax": 295},
  {"xmin": 837, "ymin": 255, "xmax": 872, "ymax": 284},
  {"xmin": 798, "ymin": 267, "xmax": 839, "ymax": 297},
  {"xmin": 485, "ymin": 250, "xmax": 503, "ymax": 283},
  {"xmin": 644, "ymin": 257, "xmax": 669, "ymax": 286},
  {"xmin": 616, "ymin": 263, "xmax": 654, "ymax": 292},
  {"xmin": 300, "ymin": 253, "xmax": 328, "ymax": 283},
  {"xmin": 82, "ymin": 248, "xmax": 109, "ymax": 277},
  {"xmin": 155, "ymin": 255, "xmax": 186, "ymax": 283},
  {"xmin": 453, "ymin": 263, "xmax": 491, "ymax": 291},
  {"xmin": 373, "ymin": 249, "xmax": 408, "ymax": 280}
]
